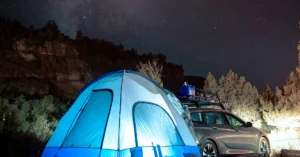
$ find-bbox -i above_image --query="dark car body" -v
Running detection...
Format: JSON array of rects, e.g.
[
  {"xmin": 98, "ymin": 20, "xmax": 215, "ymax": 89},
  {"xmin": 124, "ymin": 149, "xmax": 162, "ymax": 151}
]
[{"xmin": 189, "ymin": 107, "xmax": 271, "ymax": 156}]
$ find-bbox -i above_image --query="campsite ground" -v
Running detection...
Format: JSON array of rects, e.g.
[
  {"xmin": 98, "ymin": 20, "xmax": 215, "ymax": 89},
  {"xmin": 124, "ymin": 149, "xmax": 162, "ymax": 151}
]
[{"xmin": 269, "ymin": 128, "xmax": 300, "ymax": 157}]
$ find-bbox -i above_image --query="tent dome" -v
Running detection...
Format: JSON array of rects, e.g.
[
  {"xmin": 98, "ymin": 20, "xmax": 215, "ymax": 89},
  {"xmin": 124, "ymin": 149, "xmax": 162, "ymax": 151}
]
[{"xmin": 42, "ymin": 70, "xmax": 200, "ymax": 157}]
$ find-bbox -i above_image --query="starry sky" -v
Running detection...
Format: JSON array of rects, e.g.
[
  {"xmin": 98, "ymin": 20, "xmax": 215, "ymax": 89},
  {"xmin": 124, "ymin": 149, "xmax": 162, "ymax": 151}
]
[{"xmin": 1, "ymin": 0, "xmax": 300, "ymax": 89}]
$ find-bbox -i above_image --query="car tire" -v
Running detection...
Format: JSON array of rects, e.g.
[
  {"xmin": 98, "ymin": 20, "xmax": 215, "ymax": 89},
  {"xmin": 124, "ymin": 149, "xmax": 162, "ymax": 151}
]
[
  {"xmin": 258, "ymin": 137, "xmax": 270, "ymax": 157},
  {"xmin": 201, "ymin": 140, "xmax": 218, "ymax": 157}
]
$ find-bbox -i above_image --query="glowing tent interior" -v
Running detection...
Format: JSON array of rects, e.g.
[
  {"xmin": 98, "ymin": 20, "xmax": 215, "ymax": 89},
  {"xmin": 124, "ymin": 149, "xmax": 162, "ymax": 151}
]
[{"xmin": 42, "ymin": 70, "xmax": 201, "ymax": 157}]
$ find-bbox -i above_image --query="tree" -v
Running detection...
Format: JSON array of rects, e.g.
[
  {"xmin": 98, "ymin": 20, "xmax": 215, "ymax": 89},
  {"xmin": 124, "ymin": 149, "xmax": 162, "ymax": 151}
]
[
  {"xmin": 260, "ymin": 58, "xmax": 300, "ymax": 130},
  {"xmin": 296, "ymin": 40, "xmax": 300, "ymax": 73},
  {"xmin": 204, "ymin": 72, "xmax": 218, "ymax": 93},
  {"xmin": 0, "ymin": 95, "xmax": 65, "ymax": 156},
  {"xmin": 0, "ymin": 95, "xmax": 63, "ymax": 142},
  {"xmin": 284, "ymin": 72, "xmax": 300, "ymax": 95},
  {"xmin": 41, "ymin": 20, "xmax": 63, "ymax": 41},
  {"xmin": 261, "ymin": 84, "xmax": 275, "ymax": 102},
  {"xmin": 136, "ymin": 59, "xmax": 164, "ymax": 86},
  {"xmin": 259, "ymin": 86, "xmax": 300, "ymax": 130},
  {"xmin": 271, "ymin": 71, "xmax": 300, "ymax": 128},
  {"xmin": 76, "ymin": 31, "xmax": 84, "ymax": 40},
  {"xmin": 203, "ymin": 70, "xmax": 261, "ymax": 124}
]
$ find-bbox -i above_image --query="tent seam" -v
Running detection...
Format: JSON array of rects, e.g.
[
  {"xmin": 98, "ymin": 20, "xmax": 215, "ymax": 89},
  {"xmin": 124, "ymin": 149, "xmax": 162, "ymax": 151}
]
[
  {"xmin": 98, "ymin": 89, "xmax": 114, "ymax": 157},
  {"xmin": 117, "ymin": 70, "xmax": 125, "ymax": 156}
]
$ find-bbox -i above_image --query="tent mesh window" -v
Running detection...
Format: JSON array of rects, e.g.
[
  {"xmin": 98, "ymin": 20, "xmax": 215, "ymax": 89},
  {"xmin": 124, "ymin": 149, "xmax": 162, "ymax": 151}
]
[
  {"xmin": 62, "ymin": 90, "xmax": 113, "ymax": 148},
  {"xmin": 133, "ymin": 102, "xmax": 184, "ymax": 147}
]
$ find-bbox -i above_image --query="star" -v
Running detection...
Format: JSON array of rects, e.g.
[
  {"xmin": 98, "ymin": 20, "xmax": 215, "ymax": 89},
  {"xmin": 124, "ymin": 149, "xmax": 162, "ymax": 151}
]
[{"xmin": 1, "ymin": 0, "xmax": 299, "ymax": 90}]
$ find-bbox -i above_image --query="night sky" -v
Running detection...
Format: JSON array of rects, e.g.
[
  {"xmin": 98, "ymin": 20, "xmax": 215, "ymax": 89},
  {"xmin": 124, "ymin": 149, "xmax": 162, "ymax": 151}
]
[{"xmin": 1, "ymin": 0, "xmax": 300, "ymax": 89}]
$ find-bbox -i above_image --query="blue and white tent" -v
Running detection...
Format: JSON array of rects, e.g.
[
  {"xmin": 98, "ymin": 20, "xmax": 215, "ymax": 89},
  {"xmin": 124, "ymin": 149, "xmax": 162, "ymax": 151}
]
[{"xmin": 42, "ymin": 70, "xmax": 201, "ymax": 157}]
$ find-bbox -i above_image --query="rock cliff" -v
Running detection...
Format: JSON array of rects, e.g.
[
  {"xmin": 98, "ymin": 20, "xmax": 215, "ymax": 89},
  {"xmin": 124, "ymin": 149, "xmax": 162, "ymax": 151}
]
[
  {"xmin": 0, "ymin": 18, "xmax": 185, "ymax": 98},
  {"xmin": 0, "ymin": 39, "xmax": 91, "ymax": 98}
]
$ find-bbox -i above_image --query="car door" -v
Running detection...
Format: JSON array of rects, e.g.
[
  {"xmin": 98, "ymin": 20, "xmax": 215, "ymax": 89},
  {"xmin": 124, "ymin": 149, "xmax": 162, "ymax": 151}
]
[
  {"xmin": 223, "ymin": 113, "xmax": 259, "ymax": 152},
  {"xmin": 197, "ymin": 111, "xmax": 237, "ymax": 149},
  {"xmin": 190, "ymin": 111, "xmax": 206, "ymax": 145}
]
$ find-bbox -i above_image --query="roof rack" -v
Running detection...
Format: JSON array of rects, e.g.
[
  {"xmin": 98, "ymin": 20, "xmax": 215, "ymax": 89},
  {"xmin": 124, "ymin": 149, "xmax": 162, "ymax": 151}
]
[{"xmin": 178, "ymin": 89, "xmax": 226, "ymax": 110}]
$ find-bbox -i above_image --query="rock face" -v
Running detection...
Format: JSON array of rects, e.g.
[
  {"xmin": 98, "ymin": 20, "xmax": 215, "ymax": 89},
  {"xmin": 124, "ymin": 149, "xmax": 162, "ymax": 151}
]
[
  {"xmin": 0, "ymin": 18, "xmax": 186, "ymax": 98},
  {"xmin": 0, "ymin": 39, "xmax": 91, "ymax": 98}
]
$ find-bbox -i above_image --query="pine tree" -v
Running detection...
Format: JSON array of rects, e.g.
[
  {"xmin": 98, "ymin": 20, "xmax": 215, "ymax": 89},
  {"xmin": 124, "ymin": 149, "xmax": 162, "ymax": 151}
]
[
  {"xmin": 204, "ymin": 72, "xmax": 218, "ymax": 93},
  {"xmin": 76, "ymin": 31, "xmax": 83, "ymax": 40},
  {"xmin": 203, "ymin": 70, "xmax": 260, "ymax": 123},
  {"xmin": 261, "ymin": 84, "xmax": 275, "ymax": 102},
  {"xmin": 41, "ymin": 20, "xmax": 63, "ymax": 41},
  {"xmin": 296, "ymin": 40, "xmax": 300, "ymax": 73}
]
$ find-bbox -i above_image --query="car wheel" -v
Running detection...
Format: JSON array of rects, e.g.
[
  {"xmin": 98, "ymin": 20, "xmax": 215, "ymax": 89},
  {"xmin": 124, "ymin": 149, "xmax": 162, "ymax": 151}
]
[
  {"xmin": 259, "ymin": 137, "xmax": 270, "ymax": 157},
  {"xmin": 201, "ymin": 140, "xmax": 218, "ymax": 157}
]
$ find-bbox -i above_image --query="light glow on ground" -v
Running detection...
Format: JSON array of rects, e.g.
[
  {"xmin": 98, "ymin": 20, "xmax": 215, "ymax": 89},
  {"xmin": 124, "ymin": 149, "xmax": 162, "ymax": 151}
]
[{"xmin": 268, "ymin": 128, "xmax": 300, "ymax": 152}]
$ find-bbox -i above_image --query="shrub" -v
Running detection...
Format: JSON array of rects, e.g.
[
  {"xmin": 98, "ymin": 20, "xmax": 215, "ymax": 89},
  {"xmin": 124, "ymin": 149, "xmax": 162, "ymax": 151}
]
[
  {"xmin": 136, "ymin": 59, "xmax": 164, "ymax": 86},
  {"xmin": 0, "ymin": 94, "xmax": 65, "ymax": 156}
]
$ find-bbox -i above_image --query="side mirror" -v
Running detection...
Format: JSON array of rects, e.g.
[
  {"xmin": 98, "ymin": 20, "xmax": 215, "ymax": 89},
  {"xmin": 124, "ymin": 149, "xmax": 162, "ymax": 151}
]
[{"xmin": 246, "ymin": 122, "xmax": 253, "ymax": 127}]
